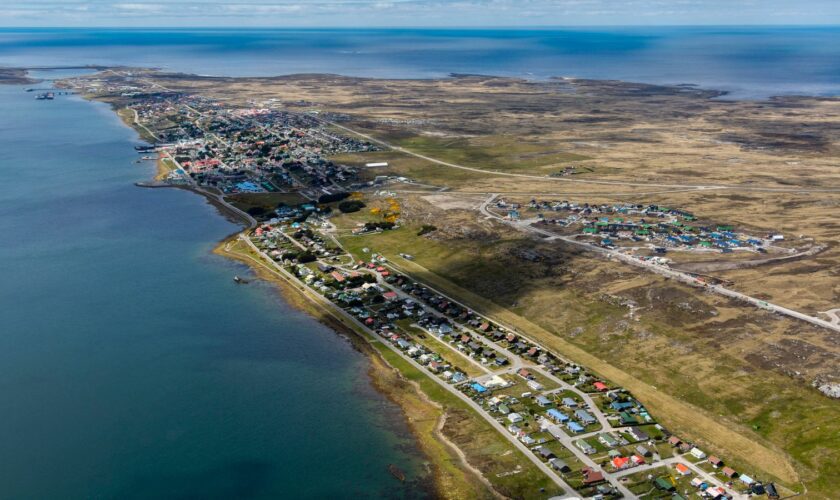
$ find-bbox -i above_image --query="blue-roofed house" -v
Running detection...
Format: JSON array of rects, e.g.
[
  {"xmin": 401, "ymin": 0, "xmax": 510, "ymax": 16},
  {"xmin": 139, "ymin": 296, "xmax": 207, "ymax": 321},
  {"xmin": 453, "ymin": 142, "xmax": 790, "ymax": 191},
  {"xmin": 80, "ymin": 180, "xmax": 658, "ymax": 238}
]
[
  {"xmin": 575, "ymin": 409, "xmax": 597, "ymax": 425},
  {"xmin": 561, "ymin": 397, "xmax": 578, "ymax": 408},
  {"xmin": 471, "ymin": 383, "xmax": 487, "ymax": 393},
  {"xmin": 610, "ymin": 401, "xmax": 635, "ymax": 411},
  {"xmin": 567, "ymin": 421, "xmax": 585, "ymax": 433},
  {"xmin": 547, "ymin": 409, "xmax": 569, "ymax": 423},
  {"xmin": 536, "ymin": 395, "xmax": 552, "ymax": 407}
]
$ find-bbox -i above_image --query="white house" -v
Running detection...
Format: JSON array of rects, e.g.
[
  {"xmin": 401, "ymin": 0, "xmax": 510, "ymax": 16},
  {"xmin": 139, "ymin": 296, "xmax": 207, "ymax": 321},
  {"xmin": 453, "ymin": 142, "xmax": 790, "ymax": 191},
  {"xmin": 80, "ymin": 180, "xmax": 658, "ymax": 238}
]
[{"xmin": 507, "ymin": 412, "xmax": 524, "ymax": 424}]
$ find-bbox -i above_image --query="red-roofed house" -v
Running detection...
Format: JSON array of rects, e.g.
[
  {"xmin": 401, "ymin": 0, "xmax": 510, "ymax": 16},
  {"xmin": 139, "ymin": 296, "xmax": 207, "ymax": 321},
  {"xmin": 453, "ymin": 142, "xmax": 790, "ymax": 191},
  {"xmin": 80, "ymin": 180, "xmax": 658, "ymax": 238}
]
[
  {"xmin": 594, "ymin": 381, "xmax": 608, "ymax": 392},
  {"xmin": 611, "ymin": 456, "xmax": 631, "ymax": 470}
]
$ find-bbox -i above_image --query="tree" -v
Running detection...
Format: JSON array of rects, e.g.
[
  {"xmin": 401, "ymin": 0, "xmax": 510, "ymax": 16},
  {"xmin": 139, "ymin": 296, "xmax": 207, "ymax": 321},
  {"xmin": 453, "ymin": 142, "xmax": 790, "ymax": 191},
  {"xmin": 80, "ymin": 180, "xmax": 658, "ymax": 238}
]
[{"xmin": 338, "ymin": 200, "xmax": 366, "ymax": 213}]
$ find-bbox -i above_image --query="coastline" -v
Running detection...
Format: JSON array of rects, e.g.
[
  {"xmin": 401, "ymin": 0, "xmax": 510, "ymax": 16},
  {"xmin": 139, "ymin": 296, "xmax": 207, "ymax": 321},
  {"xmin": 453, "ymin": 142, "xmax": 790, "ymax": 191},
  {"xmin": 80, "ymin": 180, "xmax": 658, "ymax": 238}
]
[
  {"xmin": 214, "ymin": 237, "xmax": 493, "ymax": 499},
  {"xmin": 49, "ymin": 74, "xmax": 477, "ymax": 496}
]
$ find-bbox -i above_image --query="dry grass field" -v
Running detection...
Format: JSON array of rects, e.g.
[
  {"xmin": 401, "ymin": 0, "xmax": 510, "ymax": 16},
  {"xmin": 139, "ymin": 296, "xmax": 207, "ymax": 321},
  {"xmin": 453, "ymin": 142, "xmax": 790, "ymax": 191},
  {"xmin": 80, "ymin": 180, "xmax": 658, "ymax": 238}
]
[{"xmin": 79, "ymin": 69, "xmax": 840, "ymax": 497}]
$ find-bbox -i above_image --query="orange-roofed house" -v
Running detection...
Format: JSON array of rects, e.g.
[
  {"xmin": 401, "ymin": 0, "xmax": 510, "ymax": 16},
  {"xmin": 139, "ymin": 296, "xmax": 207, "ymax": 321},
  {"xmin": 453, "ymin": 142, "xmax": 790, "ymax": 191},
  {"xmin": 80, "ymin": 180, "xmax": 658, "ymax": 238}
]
[
  {"xmin": 611, "ymin": 456, "xmax": 630, "ymax": 470},
  {"xmin": 675, "ymin": 463, "xmax": 690, "ymax": 476}
]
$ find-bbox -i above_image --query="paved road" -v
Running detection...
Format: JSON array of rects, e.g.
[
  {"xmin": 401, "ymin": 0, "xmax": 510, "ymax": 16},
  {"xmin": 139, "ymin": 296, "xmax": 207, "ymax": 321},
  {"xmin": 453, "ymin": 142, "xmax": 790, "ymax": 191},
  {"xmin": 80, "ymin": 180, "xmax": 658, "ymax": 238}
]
[
  {"xmin": 239, "ymin": 236, "xmax": 579, "ymax": 498},
  {"xmin": 479, "ymin": 194, "xmax": 840, "ymax": 334}
]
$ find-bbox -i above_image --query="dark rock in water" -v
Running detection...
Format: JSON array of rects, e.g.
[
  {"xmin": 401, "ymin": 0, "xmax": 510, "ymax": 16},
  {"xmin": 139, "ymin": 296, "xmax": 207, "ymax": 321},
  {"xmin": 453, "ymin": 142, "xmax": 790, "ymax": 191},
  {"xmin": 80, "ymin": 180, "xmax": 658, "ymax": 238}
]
[{"xmin": 388, "ymin": 464, "xmax": 405, "ymax": 481}]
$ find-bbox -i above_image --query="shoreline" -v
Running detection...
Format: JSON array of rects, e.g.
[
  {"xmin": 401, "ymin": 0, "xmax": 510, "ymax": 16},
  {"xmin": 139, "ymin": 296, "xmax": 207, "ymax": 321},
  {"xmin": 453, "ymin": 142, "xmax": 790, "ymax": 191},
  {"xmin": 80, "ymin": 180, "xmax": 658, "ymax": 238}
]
[
  {"xmin": 59, "ymin": 77, "xmax": 479, "ymax": 496},
  {"xmin": 214, "ymin": 237, "xmax": 492, "ymax": 499}
]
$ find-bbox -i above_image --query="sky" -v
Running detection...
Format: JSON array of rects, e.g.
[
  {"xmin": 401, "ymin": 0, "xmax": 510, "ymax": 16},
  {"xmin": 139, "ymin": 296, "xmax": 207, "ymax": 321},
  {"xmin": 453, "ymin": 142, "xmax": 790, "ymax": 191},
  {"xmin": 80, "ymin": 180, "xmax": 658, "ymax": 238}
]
[{"xmin": 0, "ymin": 0, "xmax": 838, "ymax": 27}]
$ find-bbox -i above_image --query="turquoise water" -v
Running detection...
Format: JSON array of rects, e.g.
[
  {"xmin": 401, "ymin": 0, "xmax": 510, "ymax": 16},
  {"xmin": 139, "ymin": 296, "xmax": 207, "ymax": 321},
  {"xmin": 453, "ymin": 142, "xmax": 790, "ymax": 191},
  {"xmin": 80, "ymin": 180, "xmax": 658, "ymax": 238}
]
[
  {"xmin": 0, "ymin": 73, "xmax": 429, "ymax": 498},
  {"xmin": 1, "ymin": 27, "xmax": 838, "ymax": 98}
]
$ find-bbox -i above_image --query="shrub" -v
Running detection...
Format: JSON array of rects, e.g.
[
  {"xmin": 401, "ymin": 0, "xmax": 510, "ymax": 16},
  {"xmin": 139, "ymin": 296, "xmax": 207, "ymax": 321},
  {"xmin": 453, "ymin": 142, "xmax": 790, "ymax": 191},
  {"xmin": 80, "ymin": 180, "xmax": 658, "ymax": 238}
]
[{"xmin": 338, "ymin": 200, "xmax": 366, "ymax": 213}]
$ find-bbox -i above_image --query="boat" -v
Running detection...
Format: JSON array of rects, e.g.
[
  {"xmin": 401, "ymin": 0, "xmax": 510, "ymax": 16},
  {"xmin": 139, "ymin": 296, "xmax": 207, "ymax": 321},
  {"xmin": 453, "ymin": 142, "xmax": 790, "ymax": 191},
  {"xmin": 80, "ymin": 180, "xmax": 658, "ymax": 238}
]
[
  {"xmin": 387, "ymin": 464, "xmax": 406, "ymax": 482},
  {"xmin": 135, "ymin": 145, "xmax": 157, "ymax": 152},
  {"xmin": 233, "ymin": 275, "xmax": 249, "ymax": 284},
  {"xmin": 35, "ymin": 92, "xmax": 54, "ymax": 100}
]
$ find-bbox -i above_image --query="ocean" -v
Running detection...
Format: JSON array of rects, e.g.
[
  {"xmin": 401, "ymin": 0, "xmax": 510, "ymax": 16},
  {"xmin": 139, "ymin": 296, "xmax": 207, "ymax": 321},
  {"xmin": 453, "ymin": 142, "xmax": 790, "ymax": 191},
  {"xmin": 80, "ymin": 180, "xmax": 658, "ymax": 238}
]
[
  {"xmin": 0, "ymin": 27, "xmax": 839, "ymax": 98},
  {"xmin": 0, "ymin": 27, "xmax": 837, "ymax": 498},
  {"xmin": 0, "ymin": 71, "xmax": 429, "ymax": 498}
]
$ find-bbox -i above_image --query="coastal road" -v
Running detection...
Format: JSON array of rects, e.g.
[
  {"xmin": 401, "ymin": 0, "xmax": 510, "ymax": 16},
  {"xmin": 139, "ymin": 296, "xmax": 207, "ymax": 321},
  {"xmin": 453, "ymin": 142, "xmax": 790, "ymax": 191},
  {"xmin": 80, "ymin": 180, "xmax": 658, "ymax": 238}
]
[
  {"xmin": 238, "ymin": 236, "xmax": 580, "ymax": 498},
  {"xmin": 478, "ymin": 194, "xmax": 840, "ymax": 334}
]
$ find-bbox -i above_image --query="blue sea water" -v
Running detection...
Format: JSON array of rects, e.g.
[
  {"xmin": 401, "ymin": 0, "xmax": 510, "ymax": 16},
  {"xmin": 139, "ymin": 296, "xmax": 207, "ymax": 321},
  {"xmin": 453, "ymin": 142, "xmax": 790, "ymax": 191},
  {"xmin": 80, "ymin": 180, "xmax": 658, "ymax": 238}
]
[
  {"xmin": 0, "ymin": 72, "xmax": 429, "ymax": 498},
  {"xmin": 0, "ymin": 26, "xmax": 837, "ymax": 498},
  {"xmin": 1, "ymin": 27, "xmax": 838, "ymax": 98}
]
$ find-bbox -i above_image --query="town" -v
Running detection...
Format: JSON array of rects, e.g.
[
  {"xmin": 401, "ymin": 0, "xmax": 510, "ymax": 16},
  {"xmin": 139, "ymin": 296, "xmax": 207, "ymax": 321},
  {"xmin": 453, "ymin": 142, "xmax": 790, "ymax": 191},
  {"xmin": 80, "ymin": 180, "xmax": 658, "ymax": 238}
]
[{"xmin": 64, "ymin": 70, "xmax": 797, "ymax": 499}]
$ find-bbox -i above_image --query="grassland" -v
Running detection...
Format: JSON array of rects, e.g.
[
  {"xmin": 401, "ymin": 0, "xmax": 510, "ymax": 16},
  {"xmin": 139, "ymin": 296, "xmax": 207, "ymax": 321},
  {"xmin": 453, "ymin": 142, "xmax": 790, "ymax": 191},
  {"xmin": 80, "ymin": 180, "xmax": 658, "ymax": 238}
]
[
  {"xmin": 74, "ymin": 68, "xmax": 838, "ymax": 497},
  {"xmin": 331, "ymin": 209, "xmax": 838, "ymax": 497}
]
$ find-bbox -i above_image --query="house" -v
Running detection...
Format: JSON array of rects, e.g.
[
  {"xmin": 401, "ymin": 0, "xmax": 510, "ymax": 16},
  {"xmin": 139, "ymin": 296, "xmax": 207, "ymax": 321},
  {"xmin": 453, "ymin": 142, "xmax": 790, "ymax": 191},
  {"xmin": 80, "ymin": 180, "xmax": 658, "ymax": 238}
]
[
  {"xmin": 668, "ymin": 436, "xmax": 682, "ymax": 447},
  {"xmin": 610, "ymin": 401, "xmax": 634, "ymax": 411},
  {"xmin": 567, "ymin": 421, "xmax": 585, "ymax": 433},
  {"xmin": 708, "ymin": 456, "xmax": 723, "ymax": 468},
  {"xmin": 599, "ymin": 434, "xmax": 619, "ymax": 448},
  {"xmin": 497, "ymin": 403, "xmax": 511, "ymax": 415},
  {"xmin": 507, "ymin": 413, "xmax": 524, "ymax": 424},
  {"xmin": 721, "ymin": 466, "xmax": 738, "ymax": 478},
  {"xmin": 739, "ymin": 474, "xmax": 754, "ymax": 486},
  {"xmin": 470, "ymin": 382, "xmax": 487, "ymax": 393},
  {"xmin": 619, "ymin": 411, "xmax": 637, "ymax": 425},
  {"xmin": 575, "ymin": 409, "xmax": 596, "ymax": 425},
  {"xmin": 561, "ymin": 397, "xmax": 578, "ymax": 408},
  {"xmin": 581, "ymin": 467, "xmax": 605, "ymax": 485},
  {"xmin": 549, "ymin": 458, "xmax": 571, "ymax": 473},
  {"xmin": 527, "ymin": 380, "xmax": 544, "ymax": 391},
  {"xmin": 517, "ymin": 368, "xmax": 532, "ymax": 379},
  {"xmin": 675, "ymin": 463, "xmax": 690, "ymax": 476},
  {"xmin": 690, "ymin": 447, "xmax": 707, "ymax": 459},
  {"xmin": 654, "ymin": 477, "xmax": 675, "ymax": 491},
  {"xmin": 575, "ymin": 439, "xmax": 596, "ymax": 454},
  {"xmin": 611, "ymin": 456, "xmax": 631, "ymax": 470},
  {"xmin": 635, "ymin": 445, "xmax": 651, "ymax": 457},
  {"xmin": 537, "ymin": 446, "xmax": 555, "ymax": 460},
  {"xmin": 627, "ymin": 427, "xmax": 649, "ymax": 441},
  {"xmin": 382, "ymin": 291, "xmax": 398, "ymax": 301},
  {"xmin": 547, "ymin": 409, "xmax": 568, "ymax": 423},
  {"xmin": 593, "ymin": 381, "xmax": 608, "ymax": 392},
  {"xmin": 535, "ymin": 395, "xmax": 552, "ymax": 407},
  {"xmin": 631, "ymin": 454, "xmax": 645, "ymax": 465}
]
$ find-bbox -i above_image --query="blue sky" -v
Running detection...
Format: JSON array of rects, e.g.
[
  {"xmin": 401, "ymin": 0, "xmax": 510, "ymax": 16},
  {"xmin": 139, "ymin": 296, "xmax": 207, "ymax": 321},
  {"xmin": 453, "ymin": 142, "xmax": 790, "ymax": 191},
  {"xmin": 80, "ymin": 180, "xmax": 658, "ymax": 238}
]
[{"xmin": 1, "ymin": 0, "xmax": 838, "ymax": 27}]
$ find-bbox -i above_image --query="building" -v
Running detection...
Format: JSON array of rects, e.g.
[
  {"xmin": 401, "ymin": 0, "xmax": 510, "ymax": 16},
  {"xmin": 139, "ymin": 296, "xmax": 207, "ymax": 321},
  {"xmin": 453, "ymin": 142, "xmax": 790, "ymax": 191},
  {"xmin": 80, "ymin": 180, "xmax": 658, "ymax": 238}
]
[
  {"xmin": 627, "ymin": 427, "xmax": 649, "ymax": 441},
  {"xmin": 599, "ymin": 434, "xmax": 619, "ymax": 448},
  {"xmin": 690, "ymin": 447, "xmax": 707, "ymax": 459},
  {"xmin": 575, "ymin": 409, "xmax": 596, "ymax": 425},
  {"xmin": 549, "ymin": 458, "xmax": 571, "ymax": 473},
  {"xmin": 546, "ymin": 408, "xmax": 569, "ymax": 423},
  {"xmin": 675, "ymin": 463, "xmax": 691, "ymax": 476},
  {"xmin": 535, "ymin": 395, "xmax": 552, "ymax": 407},
  {"xmin": 575, "ymin": 439, "xmax": 596, "ymax": 454},
  {"xmin": 581, "ymin": 467, "xmax": 605, "ymax": 485},
  {"xmin": 567, "ymin": 421, "xmax": 585, "ymax": 433},
  {"xmin": 507, "ymin": 412, "xmax": 524, "ymax": 424},
  {"xmin": 721, "ymin": 466, "xmax": 738, "ymax": 478}
]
